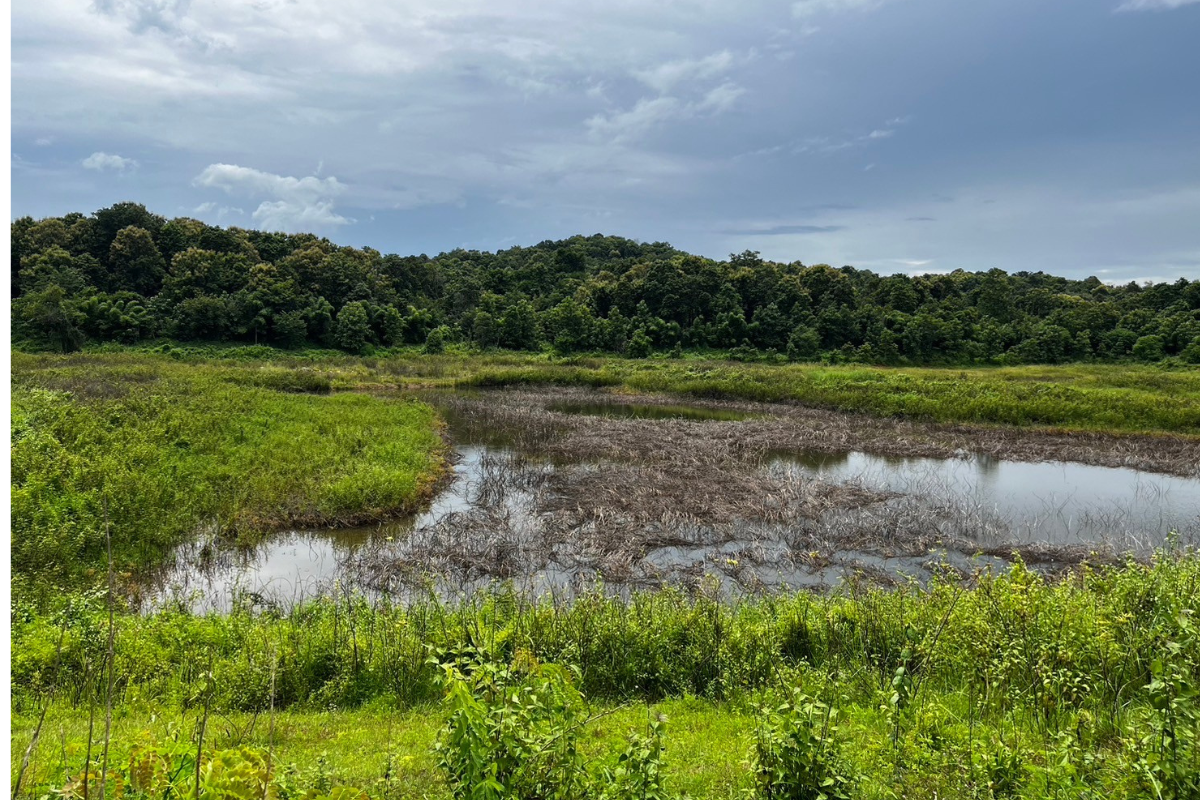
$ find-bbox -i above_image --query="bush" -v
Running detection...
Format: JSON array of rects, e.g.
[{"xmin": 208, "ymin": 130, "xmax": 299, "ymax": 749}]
[
  {"xmin": 435, "ymin": 649, "xmax": 589, "ymax": 800},
  {"xmin": 434, "ymin": 647, "xmax": 676, "ymax": 800},
  {"xmin": 274, "ymin": 311, "xmax": 309, "ymax": 349},
  {"xmin": 1180, "ymin": 337, "xmax": 1200, "ymax": 364},
  {"xmin": 599, "ymin": 716, "xmax": 671, "ymax": 800},
  {"xmin": 786, "ymin": 327, "xmax": 820, "ymax": 362},
  {"xmin": 627, "ymin": 330, "xmax": 653, "ymax": 359},
  {"xmin": 751, "ymin": 690, "xmax": 857, "ymax": 800},
  {"xmin": 334, "ymin": 302, "xmax": 372, "ymax": 355},
  {"xmin": 1133, "ymin": 334, "xmax": 1166, "ymax": 362},
  {"xmin": 424, "ymin": 326, "xmax": 448, "ymax": 355}
]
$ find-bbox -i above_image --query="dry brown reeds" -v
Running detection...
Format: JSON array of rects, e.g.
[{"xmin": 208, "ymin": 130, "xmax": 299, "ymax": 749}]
[{"xmin": 338, "ymin": 387, "xmax": 1182, "ymax": 598}]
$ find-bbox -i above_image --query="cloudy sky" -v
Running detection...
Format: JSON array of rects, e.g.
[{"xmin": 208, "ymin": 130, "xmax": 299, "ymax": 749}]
[{"xmin": 11, "ymin": 0, "xmax": 1200, "ymax": 281}]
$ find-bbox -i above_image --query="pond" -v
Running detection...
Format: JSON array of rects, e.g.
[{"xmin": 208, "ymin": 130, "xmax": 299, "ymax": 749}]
[
  {"xmin": 149, "ymin": 444, "xmax": 497, "ymax": 612},
  {"xmin": 148, "ymin": 389, "xmax": 1200, "ymax": 611}
]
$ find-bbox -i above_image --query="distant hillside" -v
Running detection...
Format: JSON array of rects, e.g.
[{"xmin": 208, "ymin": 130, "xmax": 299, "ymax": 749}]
[{"xmin": 11, "ymin": 202, "xmax": 1200, "ymax": 364}]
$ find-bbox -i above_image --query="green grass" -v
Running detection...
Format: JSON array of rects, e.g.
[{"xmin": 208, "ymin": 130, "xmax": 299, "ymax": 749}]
[
  {"xmin": 457, "ymin": 358, "xmax": 1200, "ymax": 435},
  {"xmin": 9, "ymin": 700, "xmax": 755, "ymax": 800},
  {"xmin": 11, "ymin": 352, "xmax": 447, "ymax": 599},
  {"xmin": 11, "ymin": 344, "xmax": 1200, "ymax": 797},
  {"xmin": 79, "ymin": 342, "xmax": 1200, "ymax": 435},
  {"xmin": 11, "ymin": 555, "xmax": 1200, "ymax": 798}
]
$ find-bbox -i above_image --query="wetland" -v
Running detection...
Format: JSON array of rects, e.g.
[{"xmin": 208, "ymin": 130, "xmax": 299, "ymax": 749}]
[
  {"xmin": 12, "ymin": 350, "xmax": 1200, "ymax": 800},
  {"xmin": 151, "ymin": 386, "xmax": 1200, "ymax": 611}
]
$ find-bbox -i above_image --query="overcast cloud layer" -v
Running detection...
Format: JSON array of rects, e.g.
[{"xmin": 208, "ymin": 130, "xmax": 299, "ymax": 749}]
[{"xmin": 11, "ymin": 0, "xmax": 1200, "ymax": 282}]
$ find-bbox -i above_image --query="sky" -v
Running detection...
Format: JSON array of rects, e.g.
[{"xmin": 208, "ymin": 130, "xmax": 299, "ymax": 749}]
[{"xmin": 10, "ymin": 0, "xmax": 1200, "ymax": 282}]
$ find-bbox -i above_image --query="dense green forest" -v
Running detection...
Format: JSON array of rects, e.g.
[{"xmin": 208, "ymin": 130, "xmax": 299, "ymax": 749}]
[{"xmin": 12, "ymin": 202, "xmax": 1200, "ymax": 363}]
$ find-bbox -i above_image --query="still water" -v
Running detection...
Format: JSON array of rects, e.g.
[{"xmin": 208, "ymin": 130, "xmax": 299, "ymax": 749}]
[
  {"xmin": 150, "ymin": 396, "xmax": 1200, "ymax": 610},
  {"xmin": 771, "ymin": 450, "xmax": 1200, "ymax": 547}
]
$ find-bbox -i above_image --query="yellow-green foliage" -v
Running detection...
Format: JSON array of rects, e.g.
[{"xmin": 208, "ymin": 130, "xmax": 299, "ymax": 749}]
[
  {"xmin": 461, "ymin": 358, "xmax": 1200, "ymax": 435},
  {"xmin": 67, "ymin": 343, "xmax": 1200, "ymax": 434},
  {"xmin": 11, "ymin": 556, "xmax": 1200, "ymax": 799},
  {"xmin": 11, "ymin": 352, "xmax": 446, "ymax": 596}
]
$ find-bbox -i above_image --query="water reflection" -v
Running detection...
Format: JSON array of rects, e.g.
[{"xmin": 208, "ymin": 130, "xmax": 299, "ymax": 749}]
[
  {"xmin": 770, "ymin": 449, "xmax": 1200, "ymax": 546},
  {"xmin": 150, "ymin": 445, "xmax": 496, "ymax": 611}
]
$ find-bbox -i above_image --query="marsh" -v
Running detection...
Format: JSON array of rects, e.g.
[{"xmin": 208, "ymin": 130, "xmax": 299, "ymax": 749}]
[{"xmin": 151, "ymin": 387, "xmax": 1200, "ymax": 610}]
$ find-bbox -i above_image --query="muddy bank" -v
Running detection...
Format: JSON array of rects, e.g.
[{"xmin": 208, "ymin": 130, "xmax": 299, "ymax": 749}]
[
  {"xmin": 443, "ymin": 386, "xmax": 1200, "ymax": 479},
  {"xmin": 342, "ymin": 388, "xmax": 1196, "ymax": 598}
]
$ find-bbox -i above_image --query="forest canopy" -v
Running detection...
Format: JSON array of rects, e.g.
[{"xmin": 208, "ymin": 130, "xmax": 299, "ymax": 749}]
[{"xmin": 11, "ymin": 202, "xmax": 1200, "ymax": 365}]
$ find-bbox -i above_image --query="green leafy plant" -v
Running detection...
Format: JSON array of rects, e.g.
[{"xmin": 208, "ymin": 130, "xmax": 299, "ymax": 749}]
[
  {"xmin": 58, "ymin": 745, "xmax": 276, "ymax": 800},
  {"xmin": 1139, "ymin": 612, "xmax": 1200, "ymax": 799},
  {"xmin": 751, "ymin": 689, "xmax": 857, "ymax": 800},
  {"xmin": 599, "ymin": 715, "xmax": 672, "ymax": 800},
  {"xmin": 434, "ymin": 647, "xmax": 589, "ymax": 800}
]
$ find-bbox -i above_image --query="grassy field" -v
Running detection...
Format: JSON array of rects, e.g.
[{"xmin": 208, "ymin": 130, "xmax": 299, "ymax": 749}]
[
  {"xmin": 88, "ymin": 342, "xmax": 1200, "ymax": 435},
  {"xmin": 11, "ymin": 556, "xmax": 1200, "ymax": 799},
  {"xmin": 455, "ymin": 357, "xmax": 1200, "ymax": 435},
  {"xmin": 10, "ymin": 345, "xmax": 1200, "ymax": 799},
  {"xmin": 11, "ymin": 351, "xmax": 447, "ymax": 599},
  {"xmin": 10, "ymin": 700, "xmax": 755, "ymax": 800}
]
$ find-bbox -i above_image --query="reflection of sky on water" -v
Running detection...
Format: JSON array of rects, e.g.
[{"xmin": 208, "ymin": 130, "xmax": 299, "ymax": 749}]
[
  {"xmin": 150, "ymin": 445, "xmax": 494, "ymax": 612},
  {"xmin": 777, "ymin": 450, "xmax": 1199, "ymax": 546}
]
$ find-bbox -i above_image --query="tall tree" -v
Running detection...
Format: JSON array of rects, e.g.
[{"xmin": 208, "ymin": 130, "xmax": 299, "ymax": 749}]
[{"xmin": 109, "ymin": 227, "xmax": 167, "ymax": 296}]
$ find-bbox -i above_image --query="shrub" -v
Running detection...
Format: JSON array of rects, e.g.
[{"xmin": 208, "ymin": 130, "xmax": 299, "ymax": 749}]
[
  {"xmin": 1133, "ymin": 334, "xmax": 1166, "ymax": 362},
  {"xmin": 599, "ymin": 716, "xmax": 672, "ymax": 800},
  {"xmin": 435, "ymin": 650, "xmax": 589, "ymax": 800},
  {"xmin": 424, "ymin": 327, "xmax": 448, "ymax": 355},
  {"xmin": 751, "ymin": 690, "xmax": 857, "ymax": 800},
  {"xmin": 334, "ymin": 302, "xmax": 372, "ymax": 355},
  {"xmin": 1181, "ymin": 337, "xmax": 1200, "ymax": 365},
  {"xmin": 434, "ymin": 647, "xmax": 677, "ymax": 800}
]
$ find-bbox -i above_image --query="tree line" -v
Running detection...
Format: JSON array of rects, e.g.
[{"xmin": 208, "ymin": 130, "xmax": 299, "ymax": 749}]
[{"xmin": 11, "ymin": 202, "xmax": 1200, "ymax": 364}]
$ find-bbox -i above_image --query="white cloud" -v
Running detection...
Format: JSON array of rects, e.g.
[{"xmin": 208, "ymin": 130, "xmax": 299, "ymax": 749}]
[
  {"xmin": 697, "ymin": 81, "xmax": 746, "ymax": 114},
  {"xmin": 14, "ymin": 0, "xmax": 793, "ymax": 218},
  {"xmin": 193, "ymin": 163, "xmax": 350, "ymax": 231},
  {"xmin": 252, "ymin": 200, "xmax": 348, "ymax": 231},
  {"xmin": 586, "ymin": 96, "xmax": 686, "ymax": 142},
  {"xmin": 587, "ymin": 82, "xmax": 747, "ymax": 143},
  {"xmin": 82, "ymin": 151, "xmax": 137, "ymax": 171},
  {"xmin": 634, "ymin": 51, "xmax": 734, "ymax": 94},
  {"xmin": 192, "ymin": 201, "xmax": 244, "ymax": 221},
  {"xmin": 194, "ymin": 163, "xmax": 345, "ymax": 202},
  {"xmin": 1116, "ymin": 0, "xmax": 1200, "ymax": 10},
  {"xmin": 586, "ymin": 45, "xmax": 748, "ymax": 144}
]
